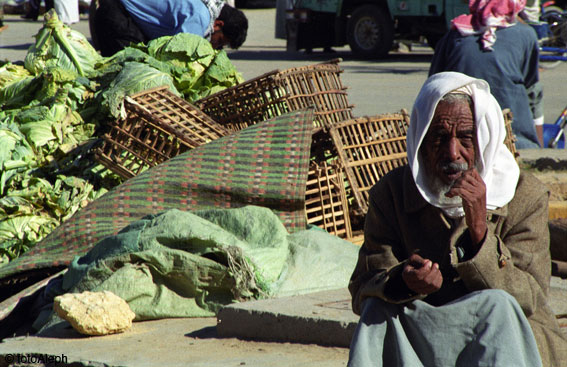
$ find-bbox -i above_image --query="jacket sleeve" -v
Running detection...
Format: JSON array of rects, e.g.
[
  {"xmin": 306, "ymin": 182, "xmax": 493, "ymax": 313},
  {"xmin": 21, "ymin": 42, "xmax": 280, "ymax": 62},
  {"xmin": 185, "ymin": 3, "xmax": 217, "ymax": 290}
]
[
  {"xmin": 522, "ymin": 24, "xmax": 540, "ymax": 91},
  {"xmin": 527, "ymin": 82, "xmax": 544, "ymax": 123},
  {"xmin": 348, "ymin": 185, "xmax": 423, "ymax": 315},
  {"xmin": 454, "ymin": 176, "xmax": 551, "ymax": 317},
  {"xmin": 523, "ymin": 25, "xmax": 543, "ymax": 122}
]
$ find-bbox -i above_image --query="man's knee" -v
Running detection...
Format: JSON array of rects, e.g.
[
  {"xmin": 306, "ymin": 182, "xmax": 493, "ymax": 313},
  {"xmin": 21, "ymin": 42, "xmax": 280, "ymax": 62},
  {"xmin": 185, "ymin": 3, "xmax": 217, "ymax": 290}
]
[
  {"xmin": 471, "ymin": 289, "xmax": 530, "ymax": 330},
  {"xmin": 473, "ymin": 289, "xmax": 521, "ymax": 311}
]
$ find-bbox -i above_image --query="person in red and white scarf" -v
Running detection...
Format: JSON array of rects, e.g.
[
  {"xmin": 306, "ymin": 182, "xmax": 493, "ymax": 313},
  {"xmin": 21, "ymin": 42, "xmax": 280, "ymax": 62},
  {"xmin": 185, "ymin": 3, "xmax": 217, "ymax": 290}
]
[
  {"xmin": 429, "ymin": 0, "xmax": 544, "ymax": 149},
  {"xmin": 452, "ymin": 0, "xmax": 527, "ymax": 50}
]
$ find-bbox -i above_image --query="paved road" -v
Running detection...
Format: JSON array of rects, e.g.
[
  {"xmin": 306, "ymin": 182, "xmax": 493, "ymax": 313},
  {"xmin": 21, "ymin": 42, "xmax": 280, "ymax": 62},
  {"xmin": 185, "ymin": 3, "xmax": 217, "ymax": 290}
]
[
  {"xmin": 2, "ymin": 7, "xmax": 567, "ymax": 127},
  {"xmin": 0, "ymin": 9, "xmax": 565, "ymax": 367}
]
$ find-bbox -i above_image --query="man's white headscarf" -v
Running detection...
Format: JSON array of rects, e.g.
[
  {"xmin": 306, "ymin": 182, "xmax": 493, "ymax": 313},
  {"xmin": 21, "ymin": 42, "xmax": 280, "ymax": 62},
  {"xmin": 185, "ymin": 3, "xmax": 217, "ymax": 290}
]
[{"xmin": 407, "ymin": 72, "xmax": 520, "ymax": 218}]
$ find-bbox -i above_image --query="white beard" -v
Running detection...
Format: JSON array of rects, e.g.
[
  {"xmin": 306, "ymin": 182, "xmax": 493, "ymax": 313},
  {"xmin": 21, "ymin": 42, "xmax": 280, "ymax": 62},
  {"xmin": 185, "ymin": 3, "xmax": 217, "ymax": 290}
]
[
  {"xmin": 424, "ymin": 162, "xmax": 469, "ymax": 207},
  {"xmin": 425, "ymin": 174, "xmax": 463, "ymax": 207}
]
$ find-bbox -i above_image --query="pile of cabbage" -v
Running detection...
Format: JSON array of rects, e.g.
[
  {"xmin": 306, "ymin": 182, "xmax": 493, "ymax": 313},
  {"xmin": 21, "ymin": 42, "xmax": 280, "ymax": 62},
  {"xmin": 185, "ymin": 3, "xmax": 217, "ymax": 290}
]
[{"xmin": 0, "ymin": 11, "xmax": 244, "ymax": 264}]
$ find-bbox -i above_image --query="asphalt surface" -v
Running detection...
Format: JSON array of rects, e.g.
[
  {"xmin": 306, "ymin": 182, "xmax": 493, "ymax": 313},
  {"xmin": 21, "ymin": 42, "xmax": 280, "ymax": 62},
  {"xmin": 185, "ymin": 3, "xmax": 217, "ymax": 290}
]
[
  {"xmin": 2, "ymin": 7, "xmax": 567, "ymax": 126},
  {"xmin": 0, "ymin": 6, "xmax": 566, "ymax": 367}
]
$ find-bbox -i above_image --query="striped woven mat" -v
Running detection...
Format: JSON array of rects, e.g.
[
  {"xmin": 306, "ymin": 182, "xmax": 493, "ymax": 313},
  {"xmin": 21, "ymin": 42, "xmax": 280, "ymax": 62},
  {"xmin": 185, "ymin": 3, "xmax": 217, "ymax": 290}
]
[{"xmin": 0, "ymin": 109, "xmax": 314, "ymax": 281}]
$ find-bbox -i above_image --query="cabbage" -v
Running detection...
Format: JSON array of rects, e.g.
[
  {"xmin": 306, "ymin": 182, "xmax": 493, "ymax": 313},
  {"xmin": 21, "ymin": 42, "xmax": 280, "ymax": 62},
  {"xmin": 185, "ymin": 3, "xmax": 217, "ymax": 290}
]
[
  {"xmin": 99, "ymin": 61, "xmax": 181, "ymax": 119},
  {"xmin": 0, "ymin": 64, "xmax": 31, "ymax": 89},
  {"xmin": 0, "ymin": 19, "xmax": 245, "ymax": 264},
  {"xmin": 130, "ymin": 33, "xmax": 244, "ymax": 101},
  {"xmin": 93, "ymin": 33, "xmax": 243, "ymax": 118},
  {"xmin": 187, "ymin": 49, "xmax": 245, "ymax": 101},
  {"xmin": 24, "ymin": 10, "xmax": 102, "ymax": 77}
]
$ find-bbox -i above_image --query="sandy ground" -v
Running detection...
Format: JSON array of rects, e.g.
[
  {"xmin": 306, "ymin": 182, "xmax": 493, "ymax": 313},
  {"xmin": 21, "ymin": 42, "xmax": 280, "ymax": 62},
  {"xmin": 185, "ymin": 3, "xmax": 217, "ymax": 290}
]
[{"xmin": 0, "ymin": 317, "xmax": 350, "ymax": 367}]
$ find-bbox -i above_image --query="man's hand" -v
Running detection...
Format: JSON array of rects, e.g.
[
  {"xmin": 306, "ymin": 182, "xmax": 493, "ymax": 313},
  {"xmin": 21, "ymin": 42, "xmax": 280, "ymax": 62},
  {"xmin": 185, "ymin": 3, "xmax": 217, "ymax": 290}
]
[
  {"xmin": 402, "ymin": 253, "xmax": 443, "ymax": 295},
  {"xmin": 445, "ymin": 168, "xmax": 488, "ymax": 245}
]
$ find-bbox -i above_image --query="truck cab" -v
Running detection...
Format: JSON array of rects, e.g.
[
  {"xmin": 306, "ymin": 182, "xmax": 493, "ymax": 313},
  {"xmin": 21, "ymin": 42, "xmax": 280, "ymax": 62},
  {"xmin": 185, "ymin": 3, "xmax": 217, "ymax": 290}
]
[{"xmin": 284, "ymin": 0, "xmax": 470, "ymax": 57}]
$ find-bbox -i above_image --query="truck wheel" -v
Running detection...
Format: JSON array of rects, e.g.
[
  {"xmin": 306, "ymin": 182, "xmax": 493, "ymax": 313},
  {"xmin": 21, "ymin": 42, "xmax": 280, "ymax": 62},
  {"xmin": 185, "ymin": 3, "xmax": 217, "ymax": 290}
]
[{"xmin": 347, "ymin": 5, "xmax": 394, "ymax": 58}]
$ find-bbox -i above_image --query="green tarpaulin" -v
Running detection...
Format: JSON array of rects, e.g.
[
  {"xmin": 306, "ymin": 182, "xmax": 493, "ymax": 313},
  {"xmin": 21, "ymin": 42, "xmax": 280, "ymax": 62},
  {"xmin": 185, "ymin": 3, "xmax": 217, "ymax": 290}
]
[{"xmin": 35, "ymin": 205, "xmax": 358, "ymax": 331}]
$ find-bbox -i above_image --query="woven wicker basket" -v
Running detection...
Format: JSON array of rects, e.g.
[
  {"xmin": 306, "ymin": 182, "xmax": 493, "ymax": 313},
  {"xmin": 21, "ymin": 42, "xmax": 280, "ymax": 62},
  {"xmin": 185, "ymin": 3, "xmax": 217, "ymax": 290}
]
[
  {"xmin": 330, "ymin": 112, "xmax": 410, "ymax": 214},
  {"xmin": 196, "ymin": 59, "xmax": 354, "ymax": 132},
  {"xmin": 502, "ymin": 108, "xmax": 519, "ymax": 160},
  {"xmin": 95, "ymin": 86, "xmax": 230, "ymax": 179},
  {"xmin": 305, "ymin": 161, "xmax": 352, "ymax": 239}
]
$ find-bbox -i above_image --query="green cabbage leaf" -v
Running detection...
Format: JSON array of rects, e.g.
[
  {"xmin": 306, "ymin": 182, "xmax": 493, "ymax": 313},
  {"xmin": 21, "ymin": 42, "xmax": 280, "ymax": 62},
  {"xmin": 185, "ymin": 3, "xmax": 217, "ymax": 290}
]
[{"xmin": 24, "ymin": 10, "xmax": 102, "ymax": 77}]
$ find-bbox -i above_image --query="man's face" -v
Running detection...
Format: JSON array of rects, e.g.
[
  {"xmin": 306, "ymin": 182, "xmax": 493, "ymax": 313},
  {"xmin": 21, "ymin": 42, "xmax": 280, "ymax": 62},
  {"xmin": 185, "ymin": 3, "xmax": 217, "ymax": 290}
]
[
  {"xmin": 210, "ymin": 30, "xmax": 230, "ymax": 49},
  {"xmin": 210, "ymin": 20, "xmax": 231, "ymax": 49},
  {"xmin": 421, "ymin": 98, "xmax": 477, "ymax": 186}
]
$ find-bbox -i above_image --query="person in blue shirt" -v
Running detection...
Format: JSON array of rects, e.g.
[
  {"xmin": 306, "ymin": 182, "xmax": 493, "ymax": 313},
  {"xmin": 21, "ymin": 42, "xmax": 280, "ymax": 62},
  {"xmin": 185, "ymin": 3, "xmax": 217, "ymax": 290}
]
[{"xmin": 89, "ymin": 0, "xmax": 248, "ymax": 57}]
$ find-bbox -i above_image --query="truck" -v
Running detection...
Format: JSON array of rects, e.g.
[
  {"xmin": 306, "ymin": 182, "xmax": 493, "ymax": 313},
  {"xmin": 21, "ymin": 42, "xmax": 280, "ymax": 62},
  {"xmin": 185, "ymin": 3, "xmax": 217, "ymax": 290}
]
[{"xmin": 282, "ymin": 0, "xmax": 470, "ymax": 57}]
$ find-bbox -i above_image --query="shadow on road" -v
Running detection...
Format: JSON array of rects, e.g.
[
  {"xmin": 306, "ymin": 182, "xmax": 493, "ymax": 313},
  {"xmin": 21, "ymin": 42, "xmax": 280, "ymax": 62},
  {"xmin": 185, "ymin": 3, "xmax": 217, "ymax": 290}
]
[
  {"xmin": 229, "ymin": 47, "xmax": 434, "ymax": 74},
  {"xmin": 228, "ymin": 48, "xmax": 350, "ymax": 62},
  {"xmin": 341, "ymin": 63, "xmax": 431, "ymax": 75},
  {"xmin": 185, "ymin": 326, "xmax": 218, "ymax": 339},
  {"xmin": 0, "ymin": 43, "xmax": 33, "ymax": 51}
]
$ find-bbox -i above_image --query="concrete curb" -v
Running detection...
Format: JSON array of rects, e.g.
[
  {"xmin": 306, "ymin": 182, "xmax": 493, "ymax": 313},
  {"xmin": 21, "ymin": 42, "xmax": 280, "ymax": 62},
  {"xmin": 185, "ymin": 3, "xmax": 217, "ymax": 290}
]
[
  {"xmin": 217, "ymin": 288, "xmax": 359, "ymax": 347},
  {"xmin": 217, "ymin": 284, "xmax": 566, "ymax": 346}
]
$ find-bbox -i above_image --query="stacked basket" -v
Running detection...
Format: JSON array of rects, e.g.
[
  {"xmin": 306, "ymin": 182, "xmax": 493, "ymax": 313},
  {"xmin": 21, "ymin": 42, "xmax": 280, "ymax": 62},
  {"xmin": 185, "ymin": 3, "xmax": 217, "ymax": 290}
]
[
  {"xmin": 196, "ymin": 59, "xmax": 354, "ymax": 132},
  {"xmin": 502, "ymin": 108, "xmax": 519, "ymax": 160},
  {"xmin": 95, "ymin": 86, "xmax": 230, "ymax": 179},
  {"xmin": 197, "ymin": 59, "xmax": 357, "ymax": 239},
  {"xmin": 92, "ymin": 61, "xmax": 521, "ymax": 243},
  {"xmin": 305, "ymin": 161, "xmax": 352, "ymax": 239},
  {"xmin": 329, "ymin": 112, "xmax": 411, "ymax": 215}
]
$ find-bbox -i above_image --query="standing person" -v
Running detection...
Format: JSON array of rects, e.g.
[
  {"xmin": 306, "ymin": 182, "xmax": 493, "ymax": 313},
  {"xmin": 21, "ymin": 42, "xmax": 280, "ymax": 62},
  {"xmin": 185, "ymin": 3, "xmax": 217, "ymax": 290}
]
[
  {"xmin": 21, "ymin": 0, "xmax": 78, "ymax": 24},
  {"xmin": 429, "ymin": 0, "xmax": 543, "ymax": 149},
  {"xmin": 275, "ymin": 0, "xmax": 288, "ymax": 39},
  {"xmin": 347, "ymin": 72, "xmax": 567, "ymax": 366},
  {"xmin": 89, "ymin": 0, "xmax": 248, "ymax": 57},
  {"xmin": 54, "ymin": 0, "xmax": 80, "ymax": 24},
  {"xmin": 21, "ymin": 0, "xmax": 54, "ymax": 20},
  {"xmin": 0, "ymin": 2, "xmax": 6, "ymax": 32}
]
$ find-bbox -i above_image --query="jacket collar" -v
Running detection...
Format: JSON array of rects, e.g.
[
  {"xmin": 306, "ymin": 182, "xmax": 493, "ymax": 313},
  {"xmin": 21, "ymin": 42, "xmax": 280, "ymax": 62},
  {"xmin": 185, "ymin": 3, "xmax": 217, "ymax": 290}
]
[{"xmin": 403, "ymin": 166, "xmax": 429, "ymax": 213}]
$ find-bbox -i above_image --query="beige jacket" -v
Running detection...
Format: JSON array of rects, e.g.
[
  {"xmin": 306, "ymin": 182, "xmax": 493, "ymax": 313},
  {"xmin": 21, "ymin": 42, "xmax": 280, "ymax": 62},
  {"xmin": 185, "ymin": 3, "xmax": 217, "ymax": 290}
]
[{"xmin": 349, "ymin": 166, "xmax": 567, "ymax": 366}]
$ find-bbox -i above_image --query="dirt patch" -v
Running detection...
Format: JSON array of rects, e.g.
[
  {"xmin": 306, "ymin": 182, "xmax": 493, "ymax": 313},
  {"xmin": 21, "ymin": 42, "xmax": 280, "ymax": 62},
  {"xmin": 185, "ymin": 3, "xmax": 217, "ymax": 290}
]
[{"xmin": 528, "ymin": 170, "xmax": 567, "ymax": 201}]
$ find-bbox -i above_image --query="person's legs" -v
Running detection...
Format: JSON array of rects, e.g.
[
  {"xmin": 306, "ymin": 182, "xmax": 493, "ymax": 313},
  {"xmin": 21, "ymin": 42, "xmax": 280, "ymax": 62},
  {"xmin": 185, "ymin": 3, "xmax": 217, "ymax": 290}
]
[
  {"xmin": 88, "ymin": 0, "xmax": 100, "ymax": 50},
  {"xmin": 348, "ymin": 290, "xmax": 542, "ymax": 367},
  {"xmin": 54, "ymin": 0, "xmax": 80, "ymax": 24},
  {"xmin": 0, "ymin": 6, "xmax": 5, "ymax": 31},
  {"xmin": 454, "ymin": 289, "xmax": 542, "ymax": 366},
  {"xmin": 348, "ymin": 298, "xmax": 423, "ymax": 367},
  {"xmin": 89, "ymin": 0, "xmax": 147, "ymax": 57},
  {"xmin": 22, "ymin": 0, "xmax": 41, "ymax": 20}
]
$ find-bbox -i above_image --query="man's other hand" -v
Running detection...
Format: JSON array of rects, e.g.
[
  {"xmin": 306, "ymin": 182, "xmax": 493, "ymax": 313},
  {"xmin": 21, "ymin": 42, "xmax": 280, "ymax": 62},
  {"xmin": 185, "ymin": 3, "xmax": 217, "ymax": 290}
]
[{"xmin": 402, "ymin": 253, "xmax": 443, "ymax": 295}]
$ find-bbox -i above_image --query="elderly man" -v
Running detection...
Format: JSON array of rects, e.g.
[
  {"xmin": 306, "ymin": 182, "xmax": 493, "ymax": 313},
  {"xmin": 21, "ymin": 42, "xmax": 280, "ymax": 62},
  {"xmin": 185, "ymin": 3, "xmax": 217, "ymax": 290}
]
[{"xmin": 348, "ymin": 72, "xmax": 567, "ymax": 366}]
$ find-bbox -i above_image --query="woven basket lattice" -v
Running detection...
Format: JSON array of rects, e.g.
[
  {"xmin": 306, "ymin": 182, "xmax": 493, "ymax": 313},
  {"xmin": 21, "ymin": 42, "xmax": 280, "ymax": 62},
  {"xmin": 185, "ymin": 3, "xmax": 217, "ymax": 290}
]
[
  {"xmin": 330, "ymin": 112, "xmax": 410, "ymax": 214},
  {"xmin": 196, "ymin": 59, "xmax": 354, "ymax": 132},
  {"xmin": 502, "ymin": 108, "xmax": 519, "ymax": 160},
  {"xmin": 305, "ymin": 161, "xmax": 352, "ymax": 239},
  {"xmin": 95, "ymin": 86, "xmax": 230, "ymax": 179}
]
